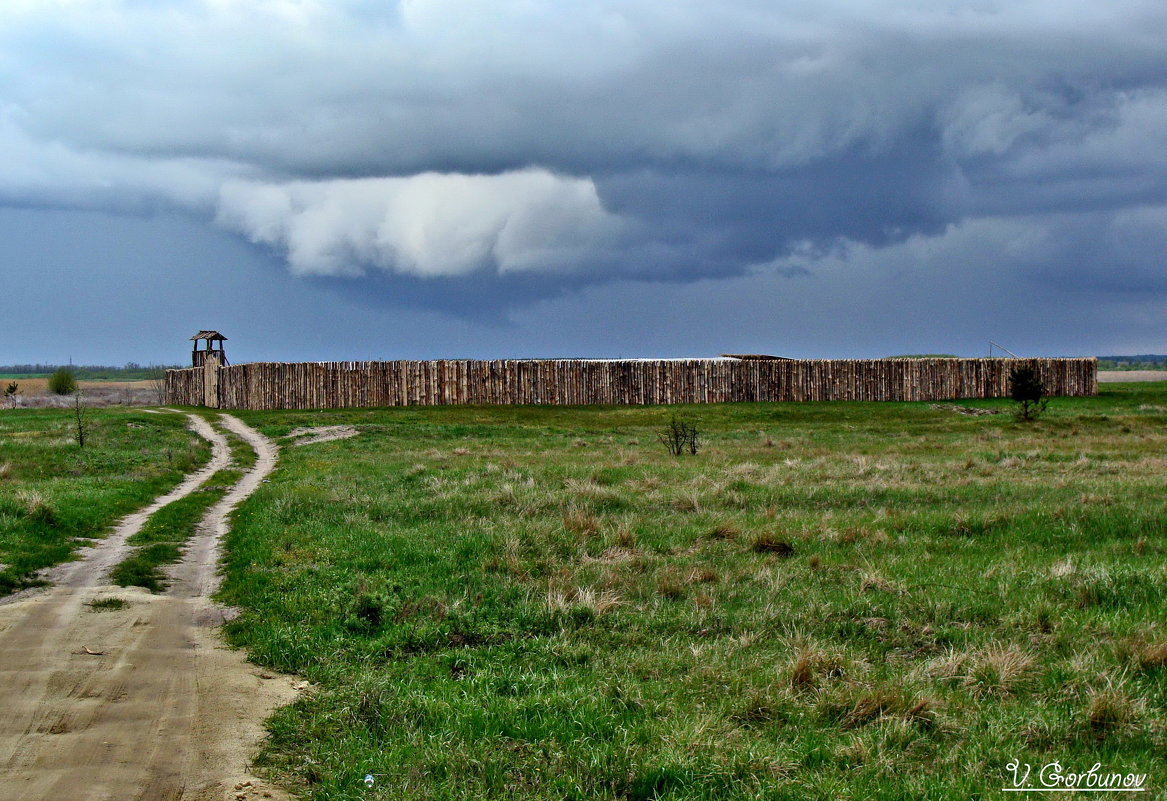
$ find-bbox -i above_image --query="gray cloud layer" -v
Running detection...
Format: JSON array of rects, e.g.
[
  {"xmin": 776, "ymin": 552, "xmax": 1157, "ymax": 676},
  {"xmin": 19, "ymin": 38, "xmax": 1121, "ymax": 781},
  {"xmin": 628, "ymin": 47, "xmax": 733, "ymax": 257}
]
[{"xmin": 2, "ymin": 0, "xmax": 1166, "ymax": 345}]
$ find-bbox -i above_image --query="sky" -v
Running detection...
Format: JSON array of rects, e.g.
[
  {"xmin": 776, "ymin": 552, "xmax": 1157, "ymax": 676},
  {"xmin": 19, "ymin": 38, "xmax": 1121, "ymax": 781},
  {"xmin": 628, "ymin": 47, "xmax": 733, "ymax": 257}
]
[{"xmin": 2, "ymin": 0, "xmax": 1166, "ymax": 365}]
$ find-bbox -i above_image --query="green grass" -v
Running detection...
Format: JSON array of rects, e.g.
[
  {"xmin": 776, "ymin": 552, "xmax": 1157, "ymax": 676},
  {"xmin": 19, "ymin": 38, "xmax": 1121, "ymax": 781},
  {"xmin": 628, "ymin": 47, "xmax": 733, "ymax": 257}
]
[
  {"xmin": 111, "ymin": 416, "xmax": 254, "ymax": 592},
  {"xmin": 0, "ymin": 408, "xmax": 209, "ymax": 595},
  {"xmin": 110, "ymin": 466, "xmax": 242, "ymax": 592},
  {"xmin": 207, "ymin": 384, "xmax": 1167, "ymax": 800},
  {"xmin": 87, "ymin": 596, "xmax": 128, "ymax": 611}
]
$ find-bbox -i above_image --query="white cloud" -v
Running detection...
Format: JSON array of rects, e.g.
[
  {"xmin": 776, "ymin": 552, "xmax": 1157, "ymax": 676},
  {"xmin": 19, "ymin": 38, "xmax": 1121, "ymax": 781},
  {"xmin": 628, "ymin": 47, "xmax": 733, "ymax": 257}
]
[{"xmin": 215, "ymin": 169, "xmax": 623, "ymax": 277}]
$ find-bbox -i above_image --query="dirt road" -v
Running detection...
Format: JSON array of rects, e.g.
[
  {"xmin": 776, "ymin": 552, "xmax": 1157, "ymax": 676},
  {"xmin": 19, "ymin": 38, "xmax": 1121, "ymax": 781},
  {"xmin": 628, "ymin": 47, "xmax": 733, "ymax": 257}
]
[{"xmin": 0, "ymin": 413, "xmax": 297, "ymax": 801}]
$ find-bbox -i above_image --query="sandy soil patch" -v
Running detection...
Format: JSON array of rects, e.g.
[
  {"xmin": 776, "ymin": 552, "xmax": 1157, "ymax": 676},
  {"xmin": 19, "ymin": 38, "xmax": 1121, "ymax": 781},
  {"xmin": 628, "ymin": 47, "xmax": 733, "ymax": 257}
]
[
  {"xmin": 0, "ymin": 413, "xmax": 298, "ymax": 801},
  {"xmin": 285, "ymin": 425, "xmax": 359, "ymax": 447}
]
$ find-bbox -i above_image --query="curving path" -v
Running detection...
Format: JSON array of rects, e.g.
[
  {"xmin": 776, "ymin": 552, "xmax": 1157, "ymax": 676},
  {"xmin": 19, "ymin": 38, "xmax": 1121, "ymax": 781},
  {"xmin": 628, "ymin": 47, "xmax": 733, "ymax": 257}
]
[{"xmin": 0, "ymin": 413, "xmax": 296, "ymax": 801}]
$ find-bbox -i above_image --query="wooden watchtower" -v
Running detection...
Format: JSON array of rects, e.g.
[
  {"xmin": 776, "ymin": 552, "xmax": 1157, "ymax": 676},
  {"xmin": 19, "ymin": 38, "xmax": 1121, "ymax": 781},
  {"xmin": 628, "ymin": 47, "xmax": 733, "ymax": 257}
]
[{"xmin": 191, "ymin": 331, "xmax": 229, "ymax": 368}]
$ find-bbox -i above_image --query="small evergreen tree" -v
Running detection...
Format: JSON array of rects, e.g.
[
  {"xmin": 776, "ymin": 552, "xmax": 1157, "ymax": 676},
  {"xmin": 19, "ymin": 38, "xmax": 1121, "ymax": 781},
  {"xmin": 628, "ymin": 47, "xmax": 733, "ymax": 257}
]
[
  {"xmin": 48, "ymin": 367, "xmax": 77, "ymax": 395},
  {"xmin": 1009, "ymin": 365, "xmax": 1048, "ymax": 421},
  {"xmin": 73, "ymin": 391, "xmax": 88, "ymax": 448}
]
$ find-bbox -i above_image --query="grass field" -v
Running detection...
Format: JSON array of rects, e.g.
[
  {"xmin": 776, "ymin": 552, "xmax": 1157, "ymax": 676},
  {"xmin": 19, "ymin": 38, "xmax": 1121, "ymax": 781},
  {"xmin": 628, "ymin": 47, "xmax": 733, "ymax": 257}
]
[
  {"xmin": 3, "ymin": 388, "xmax": 1164, "ymax": 798},
  {"xmin": 200, "ymin": 384, "xmax": 1167, "ymax": 800},
  {"xmin": 0, "ymin": 408, "xmax": 208, "ymax": 594}
]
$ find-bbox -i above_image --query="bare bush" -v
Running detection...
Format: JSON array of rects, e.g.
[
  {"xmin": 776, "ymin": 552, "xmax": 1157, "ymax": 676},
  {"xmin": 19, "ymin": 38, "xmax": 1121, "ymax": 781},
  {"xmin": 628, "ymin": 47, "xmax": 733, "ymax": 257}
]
[{"xmin": 658, "ymin": 416, "xmax": 699, "ymax": 456}]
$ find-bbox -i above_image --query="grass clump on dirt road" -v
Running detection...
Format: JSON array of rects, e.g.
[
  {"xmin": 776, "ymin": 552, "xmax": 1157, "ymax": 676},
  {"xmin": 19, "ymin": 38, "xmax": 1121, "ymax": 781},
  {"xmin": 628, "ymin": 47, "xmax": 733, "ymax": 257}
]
[
  {"xmin": 0, "ymin": 408, "xmax": 209, "ymax": 595},
  {"xmin": 112, "ymin": 416, "xmax": 254, "ymax": 592},
  {"xmin": 214, "ymin": 383, "xmax": 1167, "ymax": 800},
  {"xmin": 110, "ymin": 467, "xmax": 241, "ymax": 592},
  {"xmin": 86, "ymin": 596, "xmax": 128, "ymax": 611}
]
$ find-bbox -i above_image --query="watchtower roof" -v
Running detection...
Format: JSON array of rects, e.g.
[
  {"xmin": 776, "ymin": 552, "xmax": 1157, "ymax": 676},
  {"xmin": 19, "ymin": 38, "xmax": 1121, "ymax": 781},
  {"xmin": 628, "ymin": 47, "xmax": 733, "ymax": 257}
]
[{"xmin": 191, "ymin": 331, "xmax": 228, "ymax": 341}]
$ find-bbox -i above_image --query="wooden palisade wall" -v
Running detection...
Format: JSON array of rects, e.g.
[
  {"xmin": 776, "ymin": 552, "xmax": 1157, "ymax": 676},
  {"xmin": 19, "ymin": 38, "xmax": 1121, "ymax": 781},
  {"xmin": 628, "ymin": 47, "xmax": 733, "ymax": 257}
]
[{"xmin": 166, "ymin": 358, "xmax": 1097, "ymax": 410}]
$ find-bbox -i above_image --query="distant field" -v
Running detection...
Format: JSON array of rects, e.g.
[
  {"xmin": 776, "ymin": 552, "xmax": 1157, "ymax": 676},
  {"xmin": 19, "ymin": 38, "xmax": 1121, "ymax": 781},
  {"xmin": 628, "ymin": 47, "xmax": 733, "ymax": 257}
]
[
  {"xmin": 2, "ymin": 378, "xmax": 157, "ymax": 407},
  {"xmin": 3, "ymin": 378, "xmax": 153, "ymax": 394},
  {"xmin": 0, "ymin": 364, "xmax": 180, "ymax": 381},
  {"xmin": 1098, "ymin": 370, "xmax": 1167, "ymax": 383},
  {"xmin": 201, "ymin": 384, "xmax": 1165, "ymax": 800}
]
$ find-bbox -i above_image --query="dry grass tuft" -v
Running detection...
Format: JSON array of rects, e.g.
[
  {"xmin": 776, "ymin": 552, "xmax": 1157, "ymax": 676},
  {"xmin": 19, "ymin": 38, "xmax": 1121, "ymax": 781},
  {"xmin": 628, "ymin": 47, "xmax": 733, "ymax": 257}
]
[
  {"xmin": 1135, "ymin": 642, "xmax": 1167, "ymax": 671},
  {"xmin": 789, "ymin": 645, "xmax": 847, "ymax": 691},
  {"xmin": 584, "ymin": 546, "xmax": 638, "ymax": 564},
  {"xmin": 491, "ymin": 483, "xmax": 519, "ymax": 506},
  {"xmin": 561, "ymin": 505, "xmax": 601, "ymax": 537},
  {"xmin": 483, "ymin": 536, "xmax": 528, "ymax": 579},
  {"xmin": 687, "ymin": 566, "xmax": 720, "ymax": 584},
  {"xmin": 821, "ymin": 685, "xmax": 937, "ymax": 730},
  {"xmin": 928, "ymin": 644, "xmax": 1038, "ymax": 698},
  {"xmin": 1084, "ymin": 688, "xmax": 1139, "ymax": 738},
  {"xmin": 706, "ymin": 522, "xmax": 739, "ymax": 540},
  {"xmin": 545, "ymin": 587, "xmax": 622, "ymax": 616},
  {"xmin": 693, "ymin": 592, "xmax": 715, "ymax": 609},
  {"xmin": 656, "ymin": 568, "xmax": 687, "ymax": 600},
  {"xmin": 625, "ymin": 476, "xmax": 662, "ymax": 492},
  {"xmin": 751, "ymin": 533, "xmax": 795, "ymax": 556},
  {"xmin": 563, "ymin": 478, "xmax": 621, "ymax": 505},
  {"xmin": 858, "ymin": 570, "xmax": 901, "ymax": 595},
  {"xmin": 17, "ymin": 490, "xmax": 56, "ymax": 525},
  {"xmin": 963, "ymin": 645, "xmax": 1037, "ymax": 697},
  {"xmin": 613, "ymin": 526, "xmax": 636, "ymax": 548},
  {"xmin": 672, "ymin": 490, "xmax": 703, "ymax": 513}
]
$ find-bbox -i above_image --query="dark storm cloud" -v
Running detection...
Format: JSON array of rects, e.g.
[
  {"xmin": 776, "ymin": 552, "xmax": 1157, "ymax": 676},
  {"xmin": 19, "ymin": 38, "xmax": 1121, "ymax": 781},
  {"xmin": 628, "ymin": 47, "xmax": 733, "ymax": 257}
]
[{"xmin": 1, "ymin": 0, "xmax": 1167, "ymax": 349}]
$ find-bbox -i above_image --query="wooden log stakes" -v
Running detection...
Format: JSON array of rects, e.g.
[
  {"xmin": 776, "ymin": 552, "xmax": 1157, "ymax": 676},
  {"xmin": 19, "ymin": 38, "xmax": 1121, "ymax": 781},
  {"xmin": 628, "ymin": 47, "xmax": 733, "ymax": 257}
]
[{"xmin": 164, "ymin": 357, "xmax": 1098, "ymax": 411}]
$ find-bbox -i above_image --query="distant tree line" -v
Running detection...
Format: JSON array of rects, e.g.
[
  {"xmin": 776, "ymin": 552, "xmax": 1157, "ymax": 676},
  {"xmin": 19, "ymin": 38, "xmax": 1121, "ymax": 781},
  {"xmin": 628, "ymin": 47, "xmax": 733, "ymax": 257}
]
[
  {"xmin": 0, "ymin": 363, "xmax": 180, "ymax": 380},
  {"xmin": 1097, "ymin": 355, "xmax": 1167, "ymax": 371}
]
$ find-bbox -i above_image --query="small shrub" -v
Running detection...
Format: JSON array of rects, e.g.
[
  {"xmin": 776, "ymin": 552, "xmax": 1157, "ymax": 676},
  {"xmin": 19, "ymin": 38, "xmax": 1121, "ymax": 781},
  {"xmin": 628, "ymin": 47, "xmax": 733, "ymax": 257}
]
[
  {"xmin": 1009, "ymin": 364, "xmax": 1048, "ymax": 421},
  {"xmin": 3, "ymin": 381, "xmax": 17, "ymax": 407},
  {"xmin": 48, "ymin": 367, "xmax": 77, "ymax": 395},
  {"xmin": 351, "ymin": 586, "xmax": 390, "ymax": 627},
  {"xmin": 658, "ymin": 416, "xmax": 699, "ymax": 456},
  {"xmin": 73, "ymin": 391, "xmax": 89, "ymax": 448}
]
